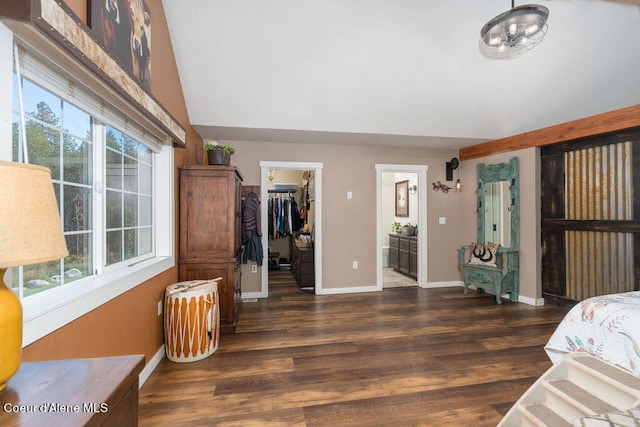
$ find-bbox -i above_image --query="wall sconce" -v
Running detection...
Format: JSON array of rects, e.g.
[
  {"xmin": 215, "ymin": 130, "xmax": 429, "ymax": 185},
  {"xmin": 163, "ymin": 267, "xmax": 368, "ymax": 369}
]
[
  {"xmin": 409, "ymin": 184, "xmax": 418, "ymax": 195},
  {"xmin": 443, "ymin": 157, "xmax": 463, "ymax": 192}
]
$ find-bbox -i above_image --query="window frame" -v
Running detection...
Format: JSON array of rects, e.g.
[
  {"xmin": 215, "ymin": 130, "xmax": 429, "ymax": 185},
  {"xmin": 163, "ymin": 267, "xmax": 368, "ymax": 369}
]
[
  {"xmin": 101, "ymin": 124, "xmax": 156, "ymax": 271},
  {"xmin": 1, "ymin": 32, "xmax": 175, "ymax": 347}
]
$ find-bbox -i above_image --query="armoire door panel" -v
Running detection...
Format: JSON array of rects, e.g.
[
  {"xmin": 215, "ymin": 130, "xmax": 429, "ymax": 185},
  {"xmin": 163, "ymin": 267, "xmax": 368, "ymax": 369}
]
[{"xmin": 180, "ymin": 171, "xmax": 235, "ymax": 260}]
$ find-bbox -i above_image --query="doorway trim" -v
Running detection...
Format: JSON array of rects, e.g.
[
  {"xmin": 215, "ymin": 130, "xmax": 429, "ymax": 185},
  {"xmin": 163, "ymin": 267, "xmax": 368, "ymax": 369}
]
[
  {"xmin": 259, "ymin": 161, "xmax": 324, "ymax": 298},
  {"xmin": 375, "ymin": 164, "xmax": 428, "ymax": 289}
]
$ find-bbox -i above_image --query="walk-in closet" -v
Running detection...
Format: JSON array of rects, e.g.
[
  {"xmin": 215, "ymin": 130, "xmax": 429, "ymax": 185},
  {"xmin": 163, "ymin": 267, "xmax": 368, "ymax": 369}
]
[{"xmin": 266, "ymin": 168, "xmax": 316, "ymax": 292}]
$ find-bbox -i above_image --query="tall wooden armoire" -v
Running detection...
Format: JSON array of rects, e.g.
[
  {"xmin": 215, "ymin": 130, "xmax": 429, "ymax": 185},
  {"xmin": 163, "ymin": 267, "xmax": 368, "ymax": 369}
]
[{"xmin": 179, "ymin": 165, "xmax": 243, "ymax": 333}]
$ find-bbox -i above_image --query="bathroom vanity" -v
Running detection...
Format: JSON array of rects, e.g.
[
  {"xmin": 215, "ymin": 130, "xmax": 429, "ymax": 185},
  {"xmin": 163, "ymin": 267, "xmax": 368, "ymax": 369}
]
[{"xmin": 388, "ymin": 234, "xmax": 418, "ymax": 278}]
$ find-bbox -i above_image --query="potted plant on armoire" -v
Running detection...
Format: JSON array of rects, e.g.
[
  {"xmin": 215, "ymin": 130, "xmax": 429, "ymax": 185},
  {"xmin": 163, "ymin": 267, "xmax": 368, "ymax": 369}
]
[{"xmin": 205, "ymin": 141, "xmax": 235, "ymax": 166}]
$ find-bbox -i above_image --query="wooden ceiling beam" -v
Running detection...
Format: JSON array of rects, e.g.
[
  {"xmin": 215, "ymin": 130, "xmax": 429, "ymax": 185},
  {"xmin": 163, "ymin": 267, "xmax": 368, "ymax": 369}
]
[{"xmin": 459, "ymin": 104, "xmax": 640, "ymax": 160}]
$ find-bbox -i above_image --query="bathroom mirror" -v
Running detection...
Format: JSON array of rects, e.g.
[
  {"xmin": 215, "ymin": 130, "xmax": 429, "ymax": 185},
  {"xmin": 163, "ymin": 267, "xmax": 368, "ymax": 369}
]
[{"xmin": 476, "ymin": 157, "xmax": 519, "ymax": 249}]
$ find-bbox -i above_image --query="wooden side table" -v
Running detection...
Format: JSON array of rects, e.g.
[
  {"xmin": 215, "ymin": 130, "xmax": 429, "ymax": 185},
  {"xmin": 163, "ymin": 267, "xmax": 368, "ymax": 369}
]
[{"xmin": 0, "ymin": 355, "xmax": 144, "ymax": 426}]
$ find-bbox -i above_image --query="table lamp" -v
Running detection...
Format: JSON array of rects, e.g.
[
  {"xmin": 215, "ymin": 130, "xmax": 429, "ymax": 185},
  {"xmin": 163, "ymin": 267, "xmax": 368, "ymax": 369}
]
[{"xmin": 0, "ymin": 160, "xmax": 68, "ymax": 391}]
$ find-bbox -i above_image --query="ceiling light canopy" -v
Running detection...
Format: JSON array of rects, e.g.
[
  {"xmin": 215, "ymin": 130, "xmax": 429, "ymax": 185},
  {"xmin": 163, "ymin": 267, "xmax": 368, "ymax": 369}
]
[{"xmin": 479, "ymin": 2, "xmax": 549, "ymax": 60}]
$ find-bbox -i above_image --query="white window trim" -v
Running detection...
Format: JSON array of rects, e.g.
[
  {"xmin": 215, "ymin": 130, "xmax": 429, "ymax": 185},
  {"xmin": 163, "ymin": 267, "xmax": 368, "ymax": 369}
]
[
  {"xmin": 21, "ymin": 257, "xmax": 174, "ymax": 346},
  {"xmin": 0, "ymin": 24, "xmax": 175, "ymax": 347}
]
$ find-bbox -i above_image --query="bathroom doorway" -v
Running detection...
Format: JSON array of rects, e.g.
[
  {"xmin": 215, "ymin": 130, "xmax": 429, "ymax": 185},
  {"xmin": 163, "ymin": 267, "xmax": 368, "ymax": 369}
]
[{"xmin": 375, "ymin": 164, "xmax": 428, "ymax": 290}]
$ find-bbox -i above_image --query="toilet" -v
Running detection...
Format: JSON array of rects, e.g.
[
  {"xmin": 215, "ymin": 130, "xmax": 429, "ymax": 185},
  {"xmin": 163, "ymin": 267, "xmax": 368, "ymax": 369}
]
[{"xmin": 382, "ymin": 246, "xmax": 390, "ymax": 268}]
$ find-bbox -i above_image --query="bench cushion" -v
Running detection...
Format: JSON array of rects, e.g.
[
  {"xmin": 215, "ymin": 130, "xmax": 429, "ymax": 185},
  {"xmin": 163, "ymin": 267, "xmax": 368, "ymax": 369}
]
[{"xmin": 468, "ymin": 242, "xmax": 499, "ymax": 267}]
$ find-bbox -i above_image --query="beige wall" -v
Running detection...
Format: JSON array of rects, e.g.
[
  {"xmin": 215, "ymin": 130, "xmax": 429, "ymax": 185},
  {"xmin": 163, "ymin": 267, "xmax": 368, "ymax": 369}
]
[
  {"xmin": 459, "ymin": 148, "xmax": 541, "ymax": 303},
  {"xmin": 230, "ymin": 140, "xmax": 461, "ymax": 291}
]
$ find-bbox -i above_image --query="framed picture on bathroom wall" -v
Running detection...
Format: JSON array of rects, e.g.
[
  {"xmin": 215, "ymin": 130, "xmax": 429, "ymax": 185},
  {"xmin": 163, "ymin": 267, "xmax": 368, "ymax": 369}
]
[{"xmin": 395, "ymin": 180, "xmax": 409, "ymax": 217}]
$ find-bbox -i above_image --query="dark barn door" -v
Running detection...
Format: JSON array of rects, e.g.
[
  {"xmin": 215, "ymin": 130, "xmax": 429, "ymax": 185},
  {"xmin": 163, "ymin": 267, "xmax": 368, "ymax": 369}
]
[{"xmin": 541, "ymin": 130, "xmax": 640, "ymax": 305}]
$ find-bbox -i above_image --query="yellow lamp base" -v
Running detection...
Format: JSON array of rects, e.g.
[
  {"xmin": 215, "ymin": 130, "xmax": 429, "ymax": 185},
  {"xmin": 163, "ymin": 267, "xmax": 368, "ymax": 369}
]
[{"xmin": 0, "ymin": 268, "xmax": 23, "ymax": 391}]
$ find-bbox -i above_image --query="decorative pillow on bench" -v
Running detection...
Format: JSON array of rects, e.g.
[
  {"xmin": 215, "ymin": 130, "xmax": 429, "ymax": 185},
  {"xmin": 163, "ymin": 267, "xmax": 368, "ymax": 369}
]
[{"xmin": 467, "ymin": 242, "xmax": 499, "ymax": 267}]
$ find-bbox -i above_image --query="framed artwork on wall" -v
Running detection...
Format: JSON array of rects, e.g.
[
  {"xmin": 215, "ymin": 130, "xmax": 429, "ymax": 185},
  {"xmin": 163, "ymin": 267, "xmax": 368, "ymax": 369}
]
[
  {"xmin": 88, "ymin": 0, "xmax": 152, "ymax": 89},
  {"xmin": 395, "ymin": 180, "xmax": 409, "ymax": 217}
]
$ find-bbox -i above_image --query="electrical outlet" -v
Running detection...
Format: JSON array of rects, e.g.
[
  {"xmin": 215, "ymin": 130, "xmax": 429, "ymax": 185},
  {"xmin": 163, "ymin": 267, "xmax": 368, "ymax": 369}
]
[
  {"xmin": 251, "ymin": 264, "xmax": 258, "ymax": 273},
  {"xmin": 353, "ymin": 261, "xmax": 358, "ymax": 269},
  {"xmin": 157, "ymin": 300, "xmax": 163, "ymax": 316}
]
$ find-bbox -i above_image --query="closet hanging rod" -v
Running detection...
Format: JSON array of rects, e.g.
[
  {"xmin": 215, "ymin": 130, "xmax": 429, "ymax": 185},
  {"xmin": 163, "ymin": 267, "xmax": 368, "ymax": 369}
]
[{"xmin": 268, "ymin": 189, "xmax": 297, "ymax": 194}]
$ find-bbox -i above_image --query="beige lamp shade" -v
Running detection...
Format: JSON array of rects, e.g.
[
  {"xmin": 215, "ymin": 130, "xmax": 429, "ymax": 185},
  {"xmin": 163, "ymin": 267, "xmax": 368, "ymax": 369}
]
[{"xmin": 0, "ymin": 161, "xmax": 69, "ymax": 268}]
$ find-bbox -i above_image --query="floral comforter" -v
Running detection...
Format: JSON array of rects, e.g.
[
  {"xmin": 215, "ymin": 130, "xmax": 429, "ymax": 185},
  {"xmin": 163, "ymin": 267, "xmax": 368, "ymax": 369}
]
[{"xmin": 544, "ymin": 291, "xmax": 640, "ymax": 376}]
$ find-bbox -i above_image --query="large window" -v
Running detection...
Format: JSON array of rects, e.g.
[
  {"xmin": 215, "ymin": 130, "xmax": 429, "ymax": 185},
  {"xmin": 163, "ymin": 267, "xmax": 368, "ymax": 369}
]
[
  {"xmin": 3, "ymin": 39, "xmax": 174, "ymax": 346},
  {"xmin": 11, "ymin": 76, "xmax": 155, "ymax": 297}
]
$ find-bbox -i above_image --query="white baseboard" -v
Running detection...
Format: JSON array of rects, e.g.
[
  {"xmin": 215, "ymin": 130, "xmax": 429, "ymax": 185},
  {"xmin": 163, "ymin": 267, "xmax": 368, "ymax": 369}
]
[
  {"xmin": 424, "ymin": 280, "xmax": 463, "ymax": 288},
  {"xmin": 460, "ymin": 283, "xmax": 542, "ymax": 306},
  {"xmin": 241, "ymin": 281, "xmax": 544, "ymax": 306},
  {"xmin": 241, "ymin": 292, "xmax": 265, "ymax": 299},
  {"xmin": 320, "ymin": 285, "xmax": 379, "ymax": 295},
  {"xmin": 518, "ymin": 295, "xmax": 545, "ymax": 306},
  {"xmin": 139, "ymin": 345, "xmax": 165, "ymax": 388}
]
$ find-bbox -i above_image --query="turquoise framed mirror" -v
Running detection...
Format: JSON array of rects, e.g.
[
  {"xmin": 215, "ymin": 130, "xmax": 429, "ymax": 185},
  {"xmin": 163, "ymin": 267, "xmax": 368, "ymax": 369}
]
[{"xmin": 476, "ymin": 157, "xmax": 519, "ymax": 249}]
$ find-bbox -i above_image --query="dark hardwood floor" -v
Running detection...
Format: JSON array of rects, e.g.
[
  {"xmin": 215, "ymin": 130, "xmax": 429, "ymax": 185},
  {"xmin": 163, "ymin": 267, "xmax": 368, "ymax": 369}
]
[{"xmin": 139, "ymin": 271, "xmax": 570, "ymax": 426}]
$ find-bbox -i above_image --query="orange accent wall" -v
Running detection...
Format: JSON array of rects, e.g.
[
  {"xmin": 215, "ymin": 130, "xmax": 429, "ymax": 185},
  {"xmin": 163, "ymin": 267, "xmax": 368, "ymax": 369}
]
[{"xmin": 22, "ymin": 0, "xmax": 203, "ymax": 364}]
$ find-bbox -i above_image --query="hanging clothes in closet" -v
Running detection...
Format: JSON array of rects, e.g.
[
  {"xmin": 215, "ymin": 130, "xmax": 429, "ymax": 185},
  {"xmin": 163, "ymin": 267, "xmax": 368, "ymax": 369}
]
[{"xmin": 268, "ymin": 192, "xmax": 301, "ymax": 239}]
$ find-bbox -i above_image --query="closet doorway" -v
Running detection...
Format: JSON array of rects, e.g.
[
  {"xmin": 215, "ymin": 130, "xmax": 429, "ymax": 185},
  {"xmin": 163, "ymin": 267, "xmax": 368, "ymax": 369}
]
[
  {"xmin": 375, "ymin": 164, "xmax": 428, "ymax": 290},
  {"xmin": 260, "ymin": 161, "xmax": 323, "ymax": 297}
]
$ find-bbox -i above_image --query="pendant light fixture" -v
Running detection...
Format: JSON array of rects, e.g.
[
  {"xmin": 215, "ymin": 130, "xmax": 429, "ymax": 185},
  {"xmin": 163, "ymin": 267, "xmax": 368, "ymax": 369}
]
[{"xmin": 479, "ymin": 1, "xmax": 549, "ymax": 60}]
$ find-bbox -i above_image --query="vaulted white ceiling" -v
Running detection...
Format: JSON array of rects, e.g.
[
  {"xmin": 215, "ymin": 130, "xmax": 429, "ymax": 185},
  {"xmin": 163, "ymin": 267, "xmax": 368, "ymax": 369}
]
[{"xmin": 162, "ymin": 0, "xmax": 640, "ymax": 149}]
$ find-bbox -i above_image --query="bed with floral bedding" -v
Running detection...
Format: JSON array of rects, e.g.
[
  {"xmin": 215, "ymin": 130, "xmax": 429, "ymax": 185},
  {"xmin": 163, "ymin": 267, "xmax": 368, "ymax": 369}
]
[{"xmin": 544, "ymin": 291, "xmax": 640, "ymax": 377}]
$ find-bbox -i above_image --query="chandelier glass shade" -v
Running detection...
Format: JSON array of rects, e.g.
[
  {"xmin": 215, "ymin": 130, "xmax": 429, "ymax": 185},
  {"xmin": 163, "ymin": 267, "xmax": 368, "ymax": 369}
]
[{"xmin": 479, "ymin": 3, "xmax": 549, "ymax": 59}]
